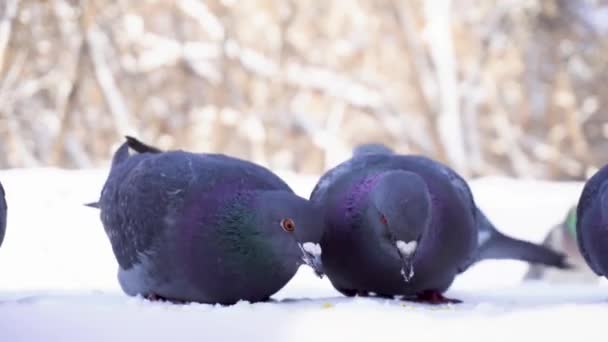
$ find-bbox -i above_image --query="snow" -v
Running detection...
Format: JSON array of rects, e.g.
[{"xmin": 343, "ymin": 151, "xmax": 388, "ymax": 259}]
[{"xmin": 0, "ymin": 169, "xmax": 607, "ymax": 341}]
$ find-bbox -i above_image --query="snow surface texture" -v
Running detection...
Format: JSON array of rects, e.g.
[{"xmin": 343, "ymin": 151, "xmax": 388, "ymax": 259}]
[{"xmin": 0, "ymin": 169, "xmax": 606, "ymax": 341}]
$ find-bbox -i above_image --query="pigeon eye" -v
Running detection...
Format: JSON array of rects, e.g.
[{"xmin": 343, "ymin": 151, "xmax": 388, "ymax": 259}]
[
  {"xmin": 380, "ymin": 214, "xmax": 388, "ymax": 226},
  {"xmin": 281, "ymin": 218, "xmax": 296, "ymax": 232}
]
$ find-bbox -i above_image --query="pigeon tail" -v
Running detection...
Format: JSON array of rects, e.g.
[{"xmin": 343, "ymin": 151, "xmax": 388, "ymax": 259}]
[
  {"xmin": 472, "ymin": 209, "xmax": 571, "ymax": 269},
  {"xmin": 84, "ymin": 202, "xmax": 100, "ymax": 209},
  {"xmin": 476, "ymin": 231, "xmax": 571, "ymax": 269},
  {"xmin": 125, "ymin": 136, "xmax": 163, "ymax": 154}
]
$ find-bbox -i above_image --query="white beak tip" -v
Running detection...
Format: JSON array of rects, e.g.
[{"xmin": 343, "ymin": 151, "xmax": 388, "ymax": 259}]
[
  {"xmin": 396, "ymin": 240, "xmax": 417, "ymax": 256},
  {"xmin": 302, "ymin": 242, "xmax": 322, "ymax": 256}
]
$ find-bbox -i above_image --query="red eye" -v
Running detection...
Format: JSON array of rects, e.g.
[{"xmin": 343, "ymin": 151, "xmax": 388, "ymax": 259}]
[
  {"xmin": 380, "ymin": 215, "xmax": 388, "ymax": 225},
  {"xmin": 281, "ymin": 218, "xmax": 296, "ymax": 232}
]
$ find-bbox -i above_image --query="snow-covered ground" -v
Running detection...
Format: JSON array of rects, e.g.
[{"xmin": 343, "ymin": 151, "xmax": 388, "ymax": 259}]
[{"xmin": 0, "ymin": 168, "xmax": 606, "ymax": 341}]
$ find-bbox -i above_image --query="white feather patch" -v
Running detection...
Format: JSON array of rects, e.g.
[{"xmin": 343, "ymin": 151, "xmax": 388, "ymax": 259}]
[
  {"xmin": 396, "ymin": 240, "xmax": 417, "ymax": 256},
  {"xmin": 302, "ymin": 242, "xmax": 322, "ymax": 256}
]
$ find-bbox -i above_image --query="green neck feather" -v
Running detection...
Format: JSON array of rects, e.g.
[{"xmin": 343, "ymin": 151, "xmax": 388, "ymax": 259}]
[
  {"xmin": 565, "ymin": 207, "xmax": 577, "ymax": 240},
  {"xmin": 217, "ymin": 193, "xmax": 279, "ymax": 270}
]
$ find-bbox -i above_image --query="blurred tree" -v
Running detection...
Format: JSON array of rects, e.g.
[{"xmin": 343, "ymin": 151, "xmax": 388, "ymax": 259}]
[{"xmin": 0, "ymin": 0, "xmax": 606, "ymax": 180}]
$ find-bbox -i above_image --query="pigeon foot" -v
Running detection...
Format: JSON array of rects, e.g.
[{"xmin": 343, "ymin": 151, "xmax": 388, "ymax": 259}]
[{"xmin": 411, "ymin": 290, "xmax": 462, "ymax": 305}]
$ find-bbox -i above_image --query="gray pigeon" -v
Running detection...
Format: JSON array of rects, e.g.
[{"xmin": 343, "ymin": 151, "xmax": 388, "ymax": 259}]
[
  {"xmin": 92, "ymin": 137, "xmax": 325, "ymax": 305},
  {"xmin": 311, "ymin": 144, "xmax": 568, "ymax": 304},
  {"xmin": 525, "ymin": 206, "xmax": 598, "ymax": 283},
  {"xmin": 576, "ymin": 165, "xmax": 608, "ymax": 279},
  {"xmin": 0, "ymin": 181, "xmax": 6, "ymax": 248}
]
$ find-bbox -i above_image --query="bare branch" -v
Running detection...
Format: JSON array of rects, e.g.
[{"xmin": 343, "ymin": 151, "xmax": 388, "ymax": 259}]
[{"xmin": 0, "ymin": 0, "xmax": 19, "ymax": 77}]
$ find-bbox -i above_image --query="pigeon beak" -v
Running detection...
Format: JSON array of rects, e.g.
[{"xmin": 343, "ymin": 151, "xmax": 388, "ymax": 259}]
[
  {"xmin": 400, "ymin": 255, "xmax": 415, "ymax": 282},
  {"xmin": 298, "ymin": 242, "xmax": 324, "ymax": 278},
  {"xmin": 396, "ymin": 240, "xmax": 417, "ymax": 283}
]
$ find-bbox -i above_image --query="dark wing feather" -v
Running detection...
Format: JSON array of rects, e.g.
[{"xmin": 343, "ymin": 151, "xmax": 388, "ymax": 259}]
[{"xmin": 125, "ymin": 136, "xmax": 163, "ymax": 154}]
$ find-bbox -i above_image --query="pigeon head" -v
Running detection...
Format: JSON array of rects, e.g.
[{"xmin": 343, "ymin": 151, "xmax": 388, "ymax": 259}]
[
  {"xmin": 367, "ymin": 170, "xmax": 431, "ymax": 283},
  {"xmin": 253, "ymin": 191, "xmax": 325, "ymax": 278}
]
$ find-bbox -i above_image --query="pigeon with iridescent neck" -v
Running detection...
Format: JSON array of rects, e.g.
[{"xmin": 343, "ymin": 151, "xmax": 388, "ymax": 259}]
[
  {"xmin": 312, "ymin": 143, "xmax": 568, "ymax": 304},
  {"xmin": 0, "ymin": 181, "xmax": 6, "ymax": 248},
  {"xmin": 576, "ymin": 165, "xmax": 608, "ymax": 280},
  {"xmin": 311, "ymin": 151, "xmax": 476, "ymax": 304},
  {"xmin": 90, "ymin": 137, "xmax": 325, "ymax": 305}
]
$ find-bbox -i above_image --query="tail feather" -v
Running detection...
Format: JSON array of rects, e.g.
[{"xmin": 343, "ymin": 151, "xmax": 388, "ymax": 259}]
[
  {"xmin": 84, "ymin": 202, "xmax": 100, "ymax": 209},
  {"xmin": 477, "ymin": 231, "xmax": 571, "ymax": 269},
  {"xmin": 125, "ymin": 136, "xmax": 163, "ymax": 154},
  {"xmin": 474, "ymin": 208, "xmax": 571, "ymax": 269}
]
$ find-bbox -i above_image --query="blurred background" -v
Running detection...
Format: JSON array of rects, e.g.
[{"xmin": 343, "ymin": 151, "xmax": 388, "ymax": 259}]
[{"xmin": 1, "ymin": 0, "xmax": 607, "ymax": 179}]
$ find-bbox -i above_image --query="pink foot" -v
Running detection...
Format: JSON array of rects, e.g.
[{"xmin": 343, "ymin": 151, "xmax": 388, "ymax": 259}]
[{"xmin": 412, "ymin": 290, "xmax": 462, "ymax": 305}]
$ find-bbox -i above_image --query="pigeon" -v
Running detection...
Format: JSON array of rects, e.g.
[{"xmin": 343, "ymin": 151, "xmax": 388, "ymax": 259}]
[
  {"xmin": 0, "ymin": 181, "xmax": 6, "ymax": 248},
  {"xmin": 525, "ymin": 206, "xmax": 598, "ymax": 283},
  {"xmin": 311, "ymin": 144, "xmax": 568, "ymax": 304},
  {"xmin": 91, "ymin": 137, "xmax": 325, "ymax": 305},
  {"xmin": 576, "ymin": 165, "xmax": 608, "ymax": 280}
]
